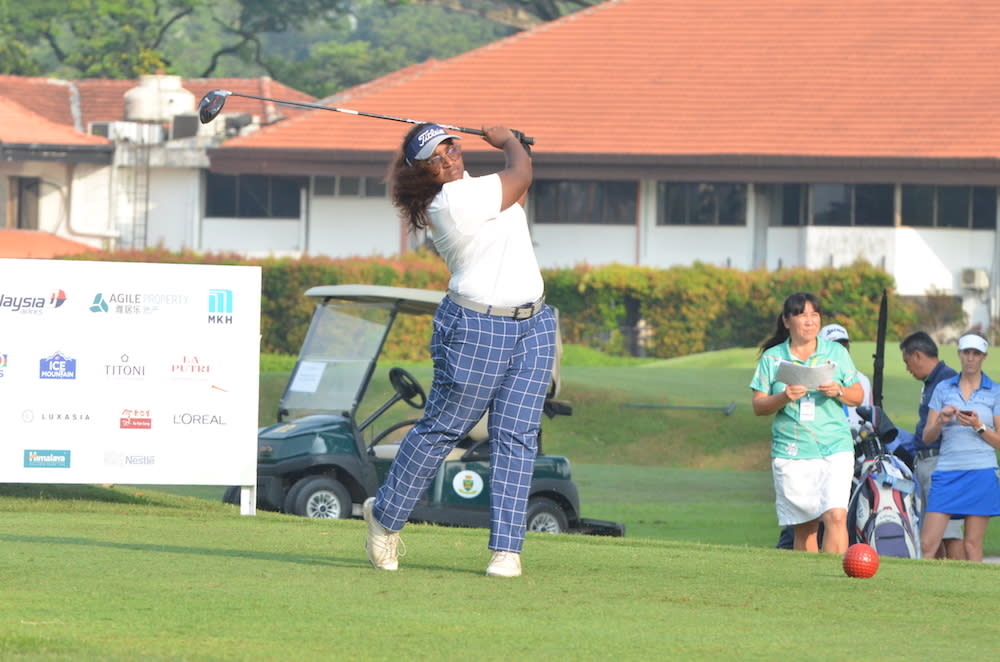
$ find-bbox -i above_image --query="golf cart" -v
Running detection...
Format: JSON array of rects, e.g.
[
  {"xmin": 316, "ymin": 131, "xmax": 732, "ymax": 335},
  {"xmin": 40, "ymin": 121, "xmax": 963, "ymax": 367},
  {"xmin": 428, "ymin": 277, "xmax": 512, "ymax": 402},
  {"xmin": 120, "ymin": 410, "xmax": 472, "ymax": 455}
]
[{"xmin": 227, "ymin": 284, "xmax": 623, "ymax": 537}]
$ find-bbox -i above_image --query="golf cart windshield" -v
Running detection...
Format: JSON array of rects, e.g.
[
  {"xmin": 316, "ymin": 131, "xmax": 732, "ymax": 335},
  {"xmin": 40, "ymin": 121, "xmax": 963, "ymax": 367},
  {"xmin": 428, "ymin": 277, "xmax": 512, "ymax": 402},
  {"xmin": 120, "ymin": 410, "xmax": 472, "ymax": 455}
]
[{"xmin": 279, "ymin": 301, "xmax": 394, "ymax": 416}]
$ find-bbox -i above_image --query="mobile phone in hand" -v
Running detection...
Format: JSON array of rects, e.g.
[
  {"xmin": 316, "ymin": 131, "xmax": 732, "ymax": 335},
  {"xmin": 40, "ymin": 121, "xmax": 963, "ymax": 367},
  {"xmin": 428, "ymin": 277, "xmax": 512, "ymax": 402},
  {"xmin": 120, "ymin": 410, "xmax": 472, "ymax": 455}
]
[{"xmin": 960, "ymin": 409, "xmax": 974, "ymax": 416}]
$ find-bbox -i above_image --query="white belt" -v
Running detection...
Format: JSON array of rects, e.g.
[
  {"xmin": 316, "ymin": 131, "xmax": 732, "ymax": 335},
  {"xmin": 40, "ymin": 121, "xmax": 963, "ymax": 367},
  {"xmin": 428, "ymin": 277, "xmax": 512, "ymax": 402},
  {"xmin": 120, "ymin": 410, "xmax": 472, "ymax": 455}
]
[{"xmin": 447, "ymin": 290, "xmax": 544, "ymax": 320}]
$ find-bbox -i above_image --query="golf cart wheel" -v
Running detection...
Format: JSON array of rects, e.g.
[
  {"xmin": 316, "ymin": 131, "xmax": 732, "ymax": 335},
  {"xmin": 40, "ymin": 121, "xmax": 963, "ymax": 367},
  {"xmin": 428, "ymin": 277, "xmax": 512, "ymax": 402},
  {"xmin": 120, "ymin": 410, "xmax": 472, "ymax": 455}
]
[
  {"xmin": 286, "ymin": 476, "xmax": 351, "ymax": 519},
  {"xmin": 527, "ymin": 497, "xmax": 568, "ymax": 534},
  {"xmin": 222, "ymin": 486, "xmax": 241, "ymax": 505}
]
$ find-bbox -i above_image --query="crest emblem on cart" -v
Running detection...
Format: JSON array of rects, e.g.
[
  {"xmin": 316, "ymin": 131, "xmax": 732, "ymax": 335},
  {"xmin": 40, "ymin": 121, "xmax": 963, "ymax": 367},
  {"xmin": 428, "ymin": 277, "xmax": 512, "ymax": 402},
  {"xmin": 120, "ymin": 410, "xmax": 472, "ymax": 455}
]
[{"xmin": 452, "ymin": 470, "xmax": 484, "ymax": 498}]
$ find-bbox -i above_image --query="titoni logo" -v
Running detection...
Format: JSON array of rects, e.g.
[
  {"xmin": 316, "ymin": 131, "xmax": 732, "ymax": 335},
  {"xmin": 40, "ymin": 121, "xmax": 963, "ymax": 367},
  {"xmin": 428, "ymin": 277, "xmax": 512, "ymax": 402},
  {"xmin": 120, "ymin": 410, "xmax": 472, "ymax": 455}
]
[
  {"xmin": 105, "ymin": 354, "xmax": 146, "ymax": 378},
  {"xmin": 208, "ymin": 289, "xmax": 233, "ymax": 324}
]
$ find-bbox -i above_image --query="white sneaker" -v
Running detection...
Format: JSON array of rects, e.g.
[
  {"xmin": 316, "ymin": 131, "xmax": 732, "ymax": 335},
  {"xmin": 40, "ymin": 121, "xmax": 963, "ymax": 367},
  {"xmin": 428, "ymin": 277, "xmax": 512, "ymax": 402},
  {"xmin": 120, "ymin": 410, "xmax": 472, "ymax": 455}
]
[
  {"xmin": 486, "ymin": 551, "xmax": 521, "ymax": 578},
  {"xmin": 363, "ymin": 497, "xmax": 400, "ymax": 571}
]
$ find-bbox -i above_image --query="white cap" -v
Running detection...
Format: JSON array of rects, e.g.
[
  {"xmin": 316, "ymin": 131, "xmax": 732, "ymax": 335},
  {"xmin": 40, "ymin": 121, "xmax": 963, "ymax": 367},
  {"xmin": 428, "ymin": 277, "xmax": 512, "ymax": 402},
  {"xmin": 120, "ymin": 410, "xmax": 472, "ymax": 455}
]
[
  {"xmin": 819, "ymin": 323, "xmax": 850, "ymax": 343},
  {"xmin": 958, "ymin": 333, "xmax": 989, "ymax": 353}
]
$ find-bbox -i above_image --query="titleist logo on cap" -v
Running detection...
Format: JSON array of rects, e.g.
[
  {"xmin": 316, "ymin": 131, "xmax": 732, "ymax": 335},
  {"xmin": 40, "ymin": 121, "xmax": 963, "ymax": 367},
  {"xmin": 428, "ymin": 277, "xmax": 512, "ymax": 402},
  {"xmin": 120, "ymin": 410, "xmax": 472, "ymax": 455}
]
[{"xmin": 416, "ymin": 126, "xmax": 446, "ymax": 146}]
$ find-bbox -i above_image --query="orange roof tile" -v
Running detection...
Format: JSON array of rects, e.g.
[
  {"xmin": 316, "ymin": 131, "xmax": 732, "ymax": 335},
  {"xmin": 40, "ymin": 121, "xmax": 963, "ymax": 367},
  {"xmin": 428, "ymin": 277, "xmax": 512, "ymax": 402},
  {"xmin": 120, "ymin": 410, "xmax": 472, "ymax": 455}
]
[
  {"xmin": 74, "ymin": 77, "xmax": 317, "ymax": 127},
  {"xmin": 0, "ymin": 230, "xmax": 97, "ymax": 259},
  {"xmin": 0, "ymin": 97, "xmax": 109, "ymax": 146},
  {"xmin": 0, "ymin": 75, "xmax": 317, "ymax": 135},
  {"xmin": 221, "ymin": 0, "xmax": 1000, "ymax": 160}
]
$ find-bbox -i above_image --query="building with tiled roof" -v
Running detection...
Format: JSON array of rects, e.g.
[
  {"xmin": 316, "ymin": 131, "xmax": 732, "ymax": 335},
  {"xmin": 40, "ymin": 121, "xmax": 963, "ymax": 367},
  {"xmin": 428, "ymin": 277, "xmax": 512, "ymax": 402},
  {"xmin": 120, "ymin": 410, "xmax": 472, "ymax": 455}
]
[
  {"xmin": 202, "ymin": 0, "xmax": 1000, "ymax": 327},
  {"xmin": 3, "ymin": 0, "xmax": 1000, "ymax": 328},
  {"xmin": 0, "ymin": 73, "xmax": 315, "ymax": 256}
]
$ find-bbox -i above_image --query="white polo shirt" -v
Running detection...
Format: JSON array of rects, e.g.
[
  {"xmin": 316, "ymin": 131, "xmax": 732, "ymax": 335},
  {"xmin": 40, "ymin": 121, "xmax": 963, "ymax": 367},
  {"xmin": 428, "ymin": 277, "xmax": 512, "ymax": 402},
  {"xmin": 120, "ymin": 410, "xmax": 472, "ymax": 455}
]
[{"xmin": 428, "ymin": 172, "xmax": 543, "ymax": 307}]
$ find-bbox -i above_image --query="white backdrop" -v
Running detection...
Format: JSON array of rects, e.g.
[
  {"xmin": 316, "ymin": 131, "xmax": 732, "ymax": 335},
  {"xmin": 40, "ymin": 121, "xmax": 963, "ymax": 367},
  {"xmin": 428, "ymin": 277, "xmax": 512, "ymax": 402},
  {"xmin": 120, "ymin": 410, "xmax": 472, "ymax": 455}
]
[{"xmin": 0, "ymin": 259, "xmax": 260, "ymax": 487}]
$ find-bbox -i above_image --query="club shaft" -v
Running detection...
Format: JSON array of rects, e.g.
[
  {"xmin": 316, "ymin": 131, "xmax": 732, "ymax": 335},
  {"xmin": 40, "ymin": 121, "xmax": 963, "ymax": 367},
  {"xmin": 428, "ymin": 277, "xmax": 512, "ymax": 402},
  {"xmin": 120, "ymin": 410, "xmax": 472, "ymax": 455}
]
[{"xmin": 221, "ymin": 91, "xmax": 534, "ymax": 145}]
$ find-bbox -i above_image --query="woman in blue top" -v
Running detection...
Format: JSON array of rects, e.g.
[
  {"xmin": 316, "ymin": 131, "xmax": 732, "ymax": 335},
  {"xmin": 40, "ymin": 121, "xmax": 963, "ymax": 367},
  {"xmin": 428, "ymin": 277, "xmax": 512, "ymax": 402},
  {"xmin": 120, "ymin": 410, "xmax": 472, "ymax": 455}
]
[
  {"xmin": 751, "ymin": 292, "xmax": 864, "ymax": 553},
  {"xmin": 920, "ymin": 331, "xmax": 1000, "ymax": 562}
]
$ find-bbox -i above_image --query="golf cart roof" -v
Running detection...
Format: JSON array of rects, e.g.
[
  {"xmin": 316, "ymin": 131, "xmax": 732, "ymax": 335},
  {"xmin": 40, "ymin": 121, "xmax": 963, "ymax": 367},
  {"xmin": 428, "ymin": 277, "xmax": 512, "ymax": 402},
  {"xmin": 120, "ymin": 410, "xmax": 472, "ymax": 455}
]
[{"xmin": 304, "ymin": 284, "xmax": 444, "ymax": 315}]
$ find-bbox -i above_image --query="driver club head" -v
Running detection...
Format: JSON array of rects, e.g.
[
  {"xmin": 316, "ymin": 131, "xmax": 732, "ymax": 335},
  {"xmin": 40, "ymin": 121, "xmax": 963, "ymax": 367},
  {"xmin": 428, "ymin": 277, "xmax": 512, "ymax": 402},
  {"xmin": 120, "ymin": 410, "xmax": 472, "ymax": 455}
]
[{"xmin": 198, "ymin": 90, "xmax": 232, "ymax": 124}]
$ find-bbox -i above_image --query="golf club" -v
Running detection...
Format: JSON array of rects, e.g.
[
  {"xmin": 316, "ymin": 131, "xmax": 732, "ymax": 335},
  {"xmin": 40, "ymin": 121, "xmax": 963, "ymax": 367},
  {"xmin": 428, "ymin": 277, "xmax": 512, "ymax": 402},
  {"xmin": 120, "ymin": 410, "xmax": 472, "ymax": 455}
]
[{"xmin": 197, "ymin": 89, "xmax": 535, "ymax": 152}]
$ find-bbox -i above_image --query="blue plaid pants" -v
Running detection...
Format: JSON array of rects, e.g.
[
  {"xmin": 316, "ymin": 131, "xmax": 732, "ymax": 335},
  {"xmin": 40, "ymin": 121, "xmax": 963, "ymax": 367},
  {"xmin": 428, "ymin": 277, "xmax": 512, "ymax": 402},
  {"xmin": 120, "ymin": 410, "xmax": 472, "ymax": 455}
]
[{"xmin": 373, "ymin": 295, "xmax": 557, "ymax": 553}]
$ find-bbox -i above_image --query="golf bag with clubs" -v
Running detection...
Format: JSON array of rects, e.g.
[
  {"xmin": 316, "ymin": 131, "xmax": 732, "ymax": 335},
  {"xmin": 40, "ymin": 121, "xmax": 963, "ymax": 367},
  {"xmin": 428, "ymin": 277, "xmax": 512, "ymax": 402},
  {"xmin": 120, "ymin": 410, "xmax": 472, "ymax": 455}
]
[{"xmin": 847, "ymin": 406, "xmax": 923, "ymax": 558}]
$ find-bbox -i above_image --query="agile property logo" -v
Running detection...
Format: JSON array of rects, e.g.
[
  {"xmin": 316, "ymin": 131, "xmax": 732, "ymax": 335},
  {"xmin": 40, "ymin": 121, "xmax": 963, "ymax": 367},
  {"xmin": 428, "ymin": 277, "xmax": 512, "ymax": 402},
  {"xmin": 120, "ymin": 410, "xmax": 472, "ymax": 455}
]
[
  {"xmin": 24, "ymin": 450, "xmax": 71, "ymax": 468},
  {"xmin": 39, "ymin": 351, "xmax": 77, "ymax": 380},
  {"xmin": 0, "ymin": 289, "xmax": 67, "ymax": 314},
  {"xmin": 90, "ymin": 291, "xmax": 190, "ymax": 315},
  {"xmin": 208, "ymin": 288, "xmax": 233, "ymax": 324}
]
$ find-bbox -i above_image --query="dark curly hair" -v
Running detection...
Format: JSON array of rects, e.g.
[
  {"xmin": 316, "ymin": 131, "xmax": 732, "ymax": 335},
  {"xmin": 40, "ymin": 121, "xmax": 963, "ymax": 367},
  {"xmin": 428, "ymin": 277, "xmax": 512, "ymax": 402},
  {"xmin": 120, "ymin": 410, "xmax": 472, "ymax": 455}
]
[{"xmin": 387, "ymin": 123, "xmax": 452, "ymax": 232}]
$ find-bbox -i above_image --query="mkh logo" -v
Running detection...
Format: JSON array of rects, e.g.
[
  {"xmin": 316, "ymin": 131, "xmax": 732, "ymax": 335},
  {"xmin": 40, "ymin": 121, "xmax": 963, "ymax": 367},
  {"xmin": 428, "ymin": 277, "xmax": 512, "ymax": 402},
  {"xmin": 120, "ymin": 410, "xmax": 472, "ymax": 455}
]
[{"xmin": 208, "ymin": 289, "xmax": 233, "ymax": 325}]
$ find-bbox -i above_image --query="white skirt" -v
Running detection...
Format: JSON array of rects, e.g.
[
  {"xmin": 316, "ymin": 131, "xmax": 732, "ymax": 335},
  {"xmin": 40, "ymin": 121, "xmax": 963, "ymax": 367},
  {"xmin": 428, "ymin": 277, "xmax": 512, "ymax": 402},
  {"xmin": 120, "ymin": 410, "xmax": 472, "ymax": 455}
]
[{"xmin": 772, "ymin": 451, "xmax": 854, "ymax": 526}]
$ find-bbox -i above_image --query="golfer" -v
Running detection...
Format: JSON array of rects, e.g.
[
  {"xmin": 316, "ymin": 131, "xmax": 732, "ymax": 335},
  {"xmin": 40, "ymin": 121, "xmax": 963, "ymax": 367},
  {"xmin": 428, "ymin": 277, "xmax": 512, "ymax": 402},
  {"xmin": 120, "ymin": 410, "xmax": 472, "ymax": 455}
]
[
  {"xmin": 362, "ymin": 123, "xmax": 556, "ymax": 578},
  {"xmin": 920, "ymin": 331, "xmax": 1000, "ymax": 561},
  {"xmin": 750, "ymin": 292, "xmax": 863, "ymax": 553}
]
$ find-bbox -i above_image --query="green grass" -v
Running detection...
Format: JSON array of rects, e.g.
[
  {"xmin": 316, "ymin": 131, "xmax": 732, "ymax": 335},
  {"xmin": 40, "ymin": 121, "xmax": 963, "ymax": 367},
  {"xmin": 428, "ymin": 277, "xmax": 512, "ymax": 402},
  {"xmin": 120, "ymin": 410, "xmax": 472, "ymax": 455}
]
[
  {"xmin": 0, "ymin": 486, "xmax": 997, "ymax": 661},
  {"xmin": 5, "ymin": 344, "xmax": 999, "ymax": 659}
]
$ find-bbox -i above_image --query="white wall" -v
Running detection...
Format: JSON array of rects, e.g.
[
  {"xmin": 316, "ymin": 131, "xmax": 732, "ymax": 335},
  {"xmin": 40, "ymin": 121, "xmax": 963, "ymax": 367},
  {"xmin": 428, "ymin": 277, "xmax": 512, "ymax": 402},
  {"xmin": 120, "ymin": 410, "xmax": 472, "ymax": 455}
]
[
  {"xmin": 147, "ymin": 168, "xmax": 202, "ymax": 250},
  {"xmin": 202, "ymin": 217, "xmax": 303, "ymax": 253},
  {"xmin": 308, "ymin": 197, "xmax": 401, "ymax": 257},
  {"xmin": 532, "ymin": 224, "xmax": 636, "ymax": 268}
]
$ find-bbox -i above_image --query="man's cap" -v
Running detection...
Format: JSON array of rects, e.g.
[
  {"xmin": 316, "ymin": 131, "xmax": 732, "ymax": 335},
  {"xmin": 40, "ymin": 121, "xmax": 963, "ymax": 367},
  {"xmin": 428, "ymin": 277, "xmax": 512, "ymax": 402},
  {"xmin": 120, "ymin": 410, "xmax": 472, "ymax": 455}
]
[
  {"xmin": 819, "ymin": 323, "xmax": 850, "ymax": 343},
  {"xmin": 958, "ymin": 333, "xmax": 989, "ymax": 353},
  {"xmin": 405, "ymin": 124, "xmax": 461, "ymax": 165}
]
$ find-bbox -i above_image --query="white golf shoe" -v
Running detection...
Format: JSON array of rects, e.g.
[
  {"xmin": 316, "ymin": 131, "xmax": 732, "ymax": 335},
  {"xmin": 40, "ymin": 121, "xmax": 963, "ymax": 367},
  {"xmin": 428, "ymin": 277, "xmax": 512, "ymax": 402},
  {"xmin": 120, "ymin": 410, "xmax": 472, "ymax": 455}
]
[
  {"xmin": 486, "ymin": 551, "xmax": 521, "ymax": 578},
  {"xmin": 363, "ymin": 497, "xmax": 400, "ymax": 571}
]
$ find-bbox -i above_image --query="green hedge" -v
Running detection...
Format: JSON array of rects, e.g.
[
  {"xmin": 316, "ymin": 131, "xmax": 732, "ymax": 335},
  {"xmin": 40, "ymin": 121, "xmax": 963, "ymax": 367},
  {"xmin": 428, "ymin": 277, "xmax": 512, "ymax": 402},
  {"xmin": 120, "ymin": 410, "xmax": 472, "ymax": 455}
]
[{"xmin": 68, "ymin": 250, "xmax": 915, "ymax": 358}]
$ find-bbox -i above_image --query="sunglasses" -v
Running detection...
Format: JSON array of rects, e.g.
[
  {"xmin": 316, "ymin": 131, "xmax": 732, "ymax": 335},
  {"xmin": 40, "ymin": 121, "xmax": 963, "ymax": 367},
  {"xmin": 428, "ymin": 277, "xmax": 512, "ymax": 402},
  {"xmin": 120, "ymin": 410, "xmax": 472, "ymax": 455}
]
[{"xmin": 424, "ymin": 145, "xmax": 461, "ymax": 169}]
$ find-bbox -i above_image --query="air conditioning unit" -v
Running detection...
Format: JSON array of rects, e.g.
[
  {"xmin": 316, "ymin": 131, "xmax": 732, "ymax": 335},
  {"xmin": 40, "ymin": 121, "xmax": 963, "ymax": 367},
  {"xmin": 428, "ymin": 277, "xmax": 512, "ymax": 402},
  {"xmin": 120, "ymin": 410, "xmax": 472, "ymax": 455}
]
[
  {"xmin": 961, "ymin": 268, "xmax": 989, "ymax": 291},
  {"xmin": 170, "ymin": 113, "xmax": 200, "ymax": 140}
]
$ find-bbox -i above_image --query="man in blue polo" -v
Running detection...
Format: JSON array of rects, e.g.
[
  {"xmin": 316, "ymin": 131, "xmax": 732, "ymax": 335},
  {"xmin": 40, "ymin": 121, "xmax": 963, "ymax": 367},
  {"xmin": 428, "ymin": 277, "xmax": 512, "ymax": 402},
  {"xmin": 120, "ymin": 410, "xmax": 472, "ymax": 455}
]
[{"xmin": 895, "ymin": 331, "xmax": 964, "ymax": 559}]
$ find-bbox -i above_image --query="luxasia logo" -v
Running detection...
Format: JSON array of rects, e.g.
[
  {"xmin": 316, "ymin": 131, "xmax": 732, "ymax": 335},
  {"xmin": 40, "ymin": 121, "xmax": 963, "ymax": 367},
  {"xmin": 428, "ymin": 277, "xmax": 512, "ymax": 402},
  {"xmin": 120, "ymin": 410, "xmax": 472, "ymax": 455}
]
[
  {"xmin": 23, "ymin": 409, "xmax": 93, "ymax": 423},
  {"xmin": 120, "ymin": 408, "xmax": 152, "ymax": 429},
  {"xmin": 208, "ymin": 288, "xmax": 233, "ymax": 324},
  {"xmin": 105, "ymin": 354, "xmax": 146, "ymax": 378},
  {"xmin": 0, "ymin": 289, "xmax": 67, "ymax": 314},
  {"xmin": 90, "ymin": 291, "xmax": 190, "ymax": 315},
  {"xmin": 39, "ymin": 351, "xmax": 77, "ymax": 380},
  {"xmin": 24, "ymin": 450, "xmax": 71, "ymax": 468}
]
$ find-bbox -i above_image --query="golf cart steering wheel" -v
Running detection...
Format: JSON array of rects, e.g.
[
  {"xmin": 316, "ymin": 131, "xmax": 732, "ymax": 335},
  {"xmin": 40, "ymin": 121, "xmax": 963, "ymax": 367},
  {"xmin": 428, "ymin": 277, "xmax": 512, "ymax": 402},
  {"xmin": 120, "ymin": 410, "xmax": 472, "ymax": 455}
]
[{"xmin": 389, "ymin": 367, "xmax": 426, "ymax": 409}]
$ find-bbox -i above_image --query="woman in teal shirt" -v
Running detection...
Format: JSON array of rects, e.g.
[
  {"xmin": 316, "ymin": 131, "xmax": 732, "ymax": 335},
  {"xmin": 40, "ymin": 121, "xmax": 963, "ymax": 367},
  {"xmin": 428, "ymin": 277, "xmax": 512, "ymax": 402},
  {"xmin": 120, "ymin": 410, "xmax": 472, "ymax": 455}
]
[{"xmin": 750, "ymin": 292, "xmax": 864, "ymax": 553}]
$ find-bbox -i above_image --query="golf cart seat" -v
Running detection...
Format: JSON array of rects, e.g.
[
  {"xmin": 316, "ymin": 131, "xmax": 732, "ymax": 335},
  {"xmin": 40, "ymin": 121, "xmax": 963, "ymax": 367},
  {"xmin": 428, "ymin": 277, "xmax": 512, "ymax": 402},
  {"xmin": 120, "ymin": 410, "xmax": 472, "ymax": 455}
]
[{"xmin": 371, "ymin": 415, "xmax": 490, "ymax": 462}]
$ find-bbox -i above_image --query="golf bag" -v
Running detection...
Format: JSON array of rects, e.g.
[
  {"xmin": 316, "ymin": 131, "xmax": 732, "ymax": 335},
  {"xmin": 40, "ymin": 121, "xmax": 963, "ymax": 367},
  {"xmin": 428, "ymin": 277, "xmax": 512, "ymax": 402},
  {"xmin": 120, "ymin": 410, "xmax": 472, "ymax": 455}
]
[{"xmin": 847, "ymin": 407, "xmax": 923, "ymax": 558}]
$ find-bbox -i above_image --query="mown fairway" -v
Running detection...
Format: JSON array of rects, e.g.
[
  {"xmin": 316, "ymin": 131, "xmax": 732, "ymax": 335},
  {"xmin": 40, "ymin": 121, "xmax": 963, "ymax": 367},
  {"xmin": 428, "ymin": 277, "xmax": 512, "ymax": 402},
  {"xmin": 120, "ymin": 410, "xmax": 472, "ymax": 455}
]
[{"xmin": 2, "ymin": 344, "xmax": 998, "ymax": 659}]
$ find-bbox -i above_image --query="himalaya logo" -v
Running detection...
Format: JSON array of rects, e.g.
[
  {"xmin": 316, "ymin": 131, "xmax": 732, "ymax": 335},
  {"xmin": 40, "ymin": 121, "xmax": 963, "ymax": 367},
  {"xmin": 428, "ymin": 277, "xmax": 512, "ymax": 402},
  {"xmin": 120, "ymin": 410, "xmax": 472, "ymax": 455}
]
[
  {"xmin": 24, "ymin": 450, "xmax": 71, "ymax": 468},
  {"xmin": 0, "ymin": 289, "xmax": 67, "ymax": 313},
  {"xmin": 208, "ymin": 288, "xmax": 233, "ymax": 324}
]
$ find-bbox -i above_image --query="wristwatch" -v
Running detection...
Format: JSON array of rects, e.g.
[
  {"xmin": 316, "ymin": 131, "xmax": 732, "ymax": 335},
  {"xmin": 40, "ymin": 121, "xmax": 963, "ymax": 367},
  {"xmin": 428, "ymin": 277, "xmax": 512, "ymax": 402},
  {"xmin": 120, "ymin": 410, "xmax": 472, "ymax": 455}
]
[
  {"xmin": 976, "ymin": 424, "xmax": 987, "ymax": 436},
  {"xmin": 837, "ymin": 387, "xmax": 844, "ymax": 399}
]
